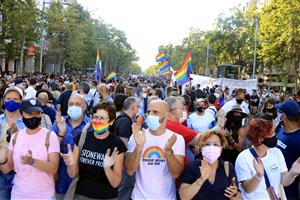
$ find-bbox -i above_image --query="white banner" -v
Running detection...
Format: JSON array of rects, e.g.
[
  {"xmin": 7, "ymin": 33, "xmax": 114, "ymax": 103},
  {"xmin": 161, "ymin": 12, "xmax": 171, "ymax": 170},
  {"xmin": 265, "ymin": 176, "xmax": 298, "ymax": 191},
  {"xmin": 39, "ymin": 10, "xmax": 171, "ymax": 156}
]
[{"xmin": 216, "ymin": 78, "xmax": 258, "ymax": 94}]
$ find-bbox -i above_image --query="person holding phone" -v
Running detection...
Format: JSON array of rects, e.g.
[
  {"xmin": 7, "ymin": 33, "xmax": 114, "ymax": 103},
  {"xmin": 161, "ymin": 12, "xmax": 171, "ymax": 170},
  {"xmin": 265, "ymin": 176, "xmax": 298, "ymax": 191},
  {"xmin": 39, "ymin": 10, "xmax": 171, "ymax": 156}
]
[{"xmin": 179, "ymin": 131, "xmax": 239, "ymax": 200}]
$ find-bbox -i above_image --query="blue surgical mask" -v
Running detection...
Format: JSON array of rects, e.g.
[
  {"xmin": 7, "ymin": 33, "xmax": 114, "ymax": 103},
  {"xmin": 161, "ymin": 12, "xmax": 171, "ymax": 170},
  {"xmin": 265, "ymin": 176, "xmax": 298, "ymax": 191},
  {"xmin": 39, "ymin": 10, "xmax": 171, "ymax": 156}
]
[
  {"xmin": 67, "ymin": 106, "xmax": 83, "ymax": 120},
  {"xmin": 145, "ymin": 115, "xmax": 161, "ymax": 131},
  {"xmin": 5, "ymin": 100, "xmax": 21, "ymax": 112}
]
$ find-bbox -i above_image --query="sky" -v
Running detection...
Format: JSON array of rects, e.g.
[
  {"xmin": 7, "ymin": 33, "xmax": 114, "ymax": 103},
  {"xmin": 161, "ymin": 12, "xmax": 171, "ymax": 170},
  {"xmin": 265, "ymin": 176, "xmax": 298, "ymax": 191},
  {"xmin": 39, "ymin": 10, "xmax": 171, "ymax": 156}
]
[{"xmin": 77, "ymin": 0, "xmax": 247, "ymax": 70}]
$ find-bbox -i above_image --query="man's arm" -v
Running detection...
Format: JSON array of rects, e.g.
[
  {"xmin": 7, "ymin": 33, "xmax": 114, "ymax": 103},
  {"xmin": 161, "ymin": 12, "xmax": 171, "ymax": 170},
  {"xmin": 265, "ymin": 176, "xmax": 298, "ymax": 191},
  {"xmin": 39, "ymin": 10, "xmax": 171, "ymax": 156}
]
[
  {"xmin": 166, "ymin": 153, "xmax": 184, "ymax": 178},
  {"xmin": 124, "ymin": 145, "xmax": 143, "ymax": 176}
]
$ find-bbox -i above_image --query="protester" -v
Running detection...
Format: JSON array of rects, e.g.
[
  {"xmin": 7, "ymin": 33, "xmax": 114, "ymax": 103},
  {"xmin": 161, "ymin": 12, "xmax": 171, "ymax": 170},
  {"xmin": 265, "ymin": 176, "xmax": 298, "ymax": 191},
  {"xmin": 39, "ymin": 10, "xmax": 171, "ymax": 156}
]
[
  {"xmin": 0, "ymin": 86, "xmax": 25, "ymax": 200},
  {"xmin": 235, "ymin": 113, "xmax": 300, "ymax": 200},
  {"xmin": 179, "ymin": 131, "xmax": 239, "ymax": 200},
  {"xmin": 38, "ymin": 92, "xmax": 56, "ymax": 124},
  {"xmin": 125, "ymin": 100, "xmax": 185, "ymax": 199},
  {"xmin": 61, "ymin": 102, "xmax": 126, "ymax": 199},
  {"xmin": 221, "ymin": 88, "xmax": 250, "ymax": 115},
  {"xmin": 56, "ymin": 83, "xmax": 73, "ymax": 116},
  {"xmin": 52, "ymin": 94, "xmax": 90, "ymax": 199},
  {"xmin": 0, "ymin": 98, "xmax": 60, "ymax": 199},
  {"xmin": 24, "ymin": 79, "xmax": 37, "ymax": 100},
  {"xmin": 250, "ymin": 89, "xmax": 259, "ymax": 115},
  {"xmin": 98, "ymin": 84, "xmax": 114, "ymax": 103},
  {"xmin": 276, "ymin": 100, "xmax": 300, "ymax": 199},
  {"xmin": 221, "ymin": 105, "xmax": 247, "ymax": 165},
  {"xmin": 187, "ymin": 98, "xmax": 216, "ymax": 133}
]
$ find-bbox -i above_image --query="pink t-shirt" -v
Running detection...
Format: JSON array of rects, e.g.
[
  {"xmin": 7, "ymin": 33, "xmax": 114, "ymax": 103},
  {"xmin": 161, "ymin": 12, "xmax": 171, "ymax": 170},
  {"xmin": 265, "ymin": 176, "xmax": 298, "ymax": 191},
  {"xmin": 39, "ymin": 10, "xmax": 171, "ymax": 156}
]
[{"xmin": 8, "ymin": 128, "xmax": 60, "ymax": 199}]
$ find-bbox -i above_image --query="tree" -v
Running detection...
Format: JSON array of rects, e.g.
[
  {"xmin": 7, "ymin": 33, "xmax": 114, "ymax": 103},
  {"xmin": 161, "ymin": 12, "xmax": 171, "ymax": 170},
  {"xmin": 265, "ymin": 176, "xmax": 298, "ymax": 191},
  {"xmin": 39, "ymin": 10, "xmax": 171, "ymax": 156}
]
[{"xmin": 0, "ymin": 0, "xmax": 40, "ymax": 72}]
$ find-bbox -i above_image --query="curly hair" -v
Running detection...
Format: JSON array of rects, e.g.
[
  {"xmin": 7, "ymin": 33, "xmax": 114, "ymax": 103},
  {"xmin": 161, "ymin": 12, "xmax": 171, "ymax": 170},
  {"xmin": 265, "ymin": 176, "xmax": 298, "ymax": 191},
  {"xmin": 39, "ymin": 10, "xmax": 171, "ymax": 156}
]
[
  {"xmin": 199, "ymin": 131, "xmax": 228, "ymax": 149},
  {"xmin": 246, "ymin": 118, "xmax": 273, "ymax": 146}
]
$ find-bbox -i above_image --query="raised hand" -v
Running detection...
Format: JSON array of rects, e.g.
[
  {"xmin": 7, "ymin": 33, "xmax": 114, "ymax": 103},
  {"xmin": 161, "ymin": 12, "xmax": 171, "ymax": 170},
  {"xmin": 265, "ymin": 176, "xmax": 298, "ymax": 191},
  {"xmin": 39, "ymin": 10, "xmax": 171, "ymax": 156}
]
[
  {"xmin": 290, "ymin": 157, "xmax": 300, "ymax": 177},
  {"xmin": 56, "ymin": 112, "xmax": 66, "ymax": 136},
  {"xmin": 253, "ymin": 158, "xmax": 264, "ymax": 178},
  {"xmin": 103, "ymin": 147, "xmax": 119, "ymax": 169},
  {"xmin": 10, "ymin": 123, "xmax": 18, "ymax": 134},
  {"xmin": 21, "ymin": 150, "xmax": 33, "ymax": 165},
  {"xmin": 132, "ymin": 124, "xmax": 146, "ymax": 148},
  {"xmin": 164, "ymin": 134, "xmax": 177, "ymax": 152},
  {"xmin": 60, "ymin": 144, "xmax": 75, "ymax": 166},
  {"xmin": 224, "ymin": 177, "xmax": 238, "ymax": 198},
  {"xmin": 0, "ymin": 146, "xmax": 8, "ymax": 164},
  {"xmin": 199, "ymin": 159, "xmax": 211, "ymax": 181}
]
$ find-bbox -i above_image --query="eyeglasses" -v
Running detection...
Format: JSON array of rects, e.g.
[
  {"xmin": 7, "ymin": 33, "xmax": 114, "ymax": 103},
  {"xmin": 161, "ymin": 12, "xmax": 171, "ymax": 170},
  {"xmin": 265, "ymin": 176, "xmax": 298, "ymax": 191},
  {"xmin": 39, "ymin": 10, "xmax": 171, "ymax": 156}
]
[
  {"xmin": 203, "ymin": 142, "xmax": 221, "ymax": 147},
  {"xmin": 92, "ymin": 116, "xmax": 110, "ymax": 121},
  {"xmin": 173, "ymin": 106, "xmax": 185, "ymax": 111}
]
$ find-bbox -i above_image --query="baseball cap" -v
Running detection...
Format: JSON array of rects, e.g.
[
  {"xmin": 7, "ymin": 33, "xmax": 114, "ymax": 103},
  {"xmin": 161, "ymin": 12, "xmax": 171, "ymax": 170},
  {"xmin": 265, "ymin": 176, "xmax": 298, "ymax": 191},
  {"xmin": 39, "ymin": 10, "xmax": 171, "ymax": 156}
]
[
  {"xmin": 20, "ymin": 98, "xmax": 43, "ymax": 114},
  {"xmin": 4, "ymin": 86, "xmax": 23, "ymax": 99},
  {"xmin": 275, "ymin": 100, "xmax": 300, "ymax": 117},
  {"xmin": 14, "ymin": 77, "xmax": 25, "ymax": 85}
]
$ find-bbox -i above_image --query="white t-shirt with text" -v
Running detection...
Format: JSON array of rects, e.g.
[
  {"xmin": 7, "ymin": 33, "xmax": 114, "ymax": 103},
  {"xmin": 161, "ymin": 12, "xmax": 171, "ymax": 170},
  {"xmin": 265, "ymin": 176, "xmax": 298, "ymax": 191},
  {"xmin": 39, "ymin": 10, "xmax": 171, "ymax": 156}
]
[
  {"xmin": 235, "ymin": 147, "xmax": 288, "ymax": 200},
  {"xmin": 127, "ymin": 128, "xmax": 185, "ymax": 200}
]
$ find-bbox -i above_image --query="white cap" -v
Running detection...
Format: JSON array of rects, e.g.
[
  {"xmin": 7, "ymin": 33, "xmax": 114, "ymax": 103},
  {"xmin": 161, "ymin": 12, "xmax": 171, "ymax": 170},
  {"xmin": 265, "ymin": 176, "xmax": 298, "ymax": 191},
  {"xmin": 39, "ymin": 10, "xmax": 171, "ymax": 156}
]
[{"xmin": 4, "ymin": 86, "xmax": 24, "ymax": 99}]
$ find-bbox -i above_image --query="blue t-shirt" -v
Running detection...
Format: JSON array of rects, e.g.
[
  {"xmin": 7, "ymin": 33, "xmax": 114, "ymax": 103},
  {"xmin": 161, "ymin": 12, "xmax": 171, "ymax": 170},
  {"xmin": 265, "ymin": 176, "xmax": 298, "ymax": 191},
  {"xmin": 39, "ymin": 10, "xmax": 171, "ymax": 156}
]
[{"xmin": 277, "ymin": 127, "xmax": 300, "ymax": 198}]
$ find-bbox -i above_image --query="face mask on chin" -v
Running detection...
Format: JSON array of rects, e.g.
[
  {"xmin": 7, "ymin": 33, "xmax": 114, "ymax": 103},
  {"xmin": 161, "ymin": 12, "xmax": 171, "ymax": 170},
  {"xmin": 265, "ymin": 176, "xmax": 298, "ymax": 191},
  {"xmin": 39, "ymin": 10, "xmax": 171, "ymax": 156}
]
[
  {"xmin": 179, "ymin": 111, "xmax": 187, "ymax": 123},
  {"xmin": 262, "ymin": 135, "xmax": 278, "ymax": 148}
]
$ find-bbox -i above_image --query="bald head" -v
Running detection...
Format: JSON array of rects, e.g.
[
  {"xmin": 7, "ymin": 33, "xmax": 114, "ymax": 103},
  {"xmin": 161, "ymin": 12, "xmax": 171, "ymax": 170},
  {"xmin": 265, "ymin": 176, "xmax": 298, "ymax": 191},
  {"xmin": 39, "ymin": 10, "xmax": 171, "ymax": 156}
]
[
  {"xmin": 68, "ymin": 94, "xmax": 87, "ymax": 111},
  {"xmin": 148, "ymin": 100, "xmax": 170, "ymax": 116},
  {"xmin": 38, "ymin": 92, "xmax": 49, "ymax": 105}
]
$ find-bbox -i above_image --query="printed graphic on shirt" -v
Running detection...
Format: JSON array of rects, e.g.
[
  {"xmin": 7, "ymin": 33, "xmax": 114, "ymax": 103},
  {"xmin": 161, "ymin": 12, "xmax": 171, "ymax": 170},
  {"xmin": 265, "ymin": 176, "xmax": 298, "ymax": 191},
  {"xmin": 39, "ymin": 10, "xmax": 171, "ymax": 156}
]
[
  {"xmin": 142, "ymin": 146, "xmax": 166, "ymax": 166},
  {"xmin": 80, "ymin": 149, "xmax": 105, "ymax": 167}
]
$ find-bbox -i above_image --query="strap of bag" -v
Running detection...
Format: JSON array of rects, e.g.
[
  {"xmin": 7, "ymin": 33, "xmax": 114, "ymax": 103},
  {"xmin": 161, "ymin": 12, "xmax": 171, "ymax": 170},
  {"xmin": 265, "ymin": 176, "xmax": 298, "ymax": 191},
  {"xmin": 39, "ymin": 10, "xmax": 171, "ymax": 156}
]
[
  {"xmin": 249, "ymin": 147, "xmax": 271, "ymax": 188},
  {"xmin": 12, "ymin": 132, "xmax": 19, "ymax": 147},
  {"xmin": 78, "ymin": 122, "xmax": 91, "ymax": 154},
  {"xmin": 64, "ymin": 122, "xmax": 91, "ymax": 200},
  {"xmin": 45, "ymin": 131, "xmax": 50, "ymax": 151}
]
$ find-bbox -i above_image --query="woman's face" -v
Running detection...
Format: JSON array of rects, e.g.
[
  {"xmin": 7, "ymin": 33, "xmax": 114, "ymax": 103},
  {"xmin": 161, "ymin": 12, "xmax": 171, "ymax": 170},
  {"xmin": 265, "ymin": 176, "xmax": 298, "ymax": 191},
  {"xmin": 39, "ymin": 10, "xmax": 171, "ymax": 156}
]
[
  {"xmin": 92, "ymin": 109, "xmax": 110, "ymax": 124},
  {"xmin": 202, "ymin": 135, "xmax": 222, "ymax": 148},
  {"xmin": 22, "ymin": 111, "xmax": 41, "ymax": 119}
]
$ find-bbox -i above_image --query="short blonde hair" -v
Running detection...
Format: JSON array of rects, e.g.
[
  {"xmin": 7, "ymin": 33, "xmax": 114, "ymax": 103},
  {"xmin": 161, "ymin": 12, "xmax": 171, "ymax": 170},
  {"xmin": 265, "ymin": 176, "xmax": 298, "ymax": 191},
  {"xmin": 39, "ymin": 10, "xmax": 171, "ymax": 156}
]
[{"xmin": 199, "ymin": 131, "xmax": 228, "ymax": 149}]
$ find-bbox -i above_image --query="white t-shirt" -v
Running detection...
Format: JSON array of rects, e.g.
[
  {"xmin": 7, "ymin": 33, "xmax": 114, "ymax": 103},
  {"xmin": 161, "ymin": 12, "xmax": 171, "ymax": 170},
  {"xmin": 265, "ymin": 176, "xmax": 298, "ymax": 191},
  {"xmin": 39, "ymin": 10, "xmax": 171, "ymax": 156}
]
[
  {"xmin": 235, "ymin": 147, "xmax": 288, "ymax": 200},
  {"xmin": 127, "ymin": 129, "xmax": 185, "ymax": 200},
  {"xmin": 221, "ymin": 99, "xmax": 250, "ymax": 114},
  {"xmin": 205, "ymin": 105, "xmax": 217, "ymax": 118},
  {"xmin": 187, "ymin": 112, "xmax": 215, "ymax": 133},
  {"xmin": 24, "ymin": 86, "xmax": 37, "ymax": 100}
]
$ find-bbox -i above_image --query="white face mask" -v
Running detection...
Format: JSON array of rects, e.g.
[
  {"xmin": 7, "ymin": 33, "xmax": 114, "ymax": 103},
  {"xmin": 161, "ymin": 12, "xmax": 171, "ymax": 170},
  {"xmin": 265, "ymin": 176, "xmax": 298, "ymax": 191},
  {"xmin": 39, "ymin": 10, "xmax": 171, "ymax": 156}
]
[{"xmin": 179, "ymin": 111, "xmax": 187, "ymax": 123}]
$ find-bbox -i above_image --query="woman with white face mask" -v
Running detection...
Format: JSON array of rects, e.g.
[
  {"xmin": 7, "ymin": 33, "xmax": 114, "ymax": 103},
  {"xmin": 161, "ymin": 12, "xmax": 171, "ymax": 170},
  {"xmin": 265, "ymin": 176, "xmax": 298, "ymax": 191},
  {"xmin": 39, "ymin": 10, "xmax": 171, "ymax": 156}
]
[{"xmin": 179, "ymin": 131, "xmax": 240, "ymax": 200}]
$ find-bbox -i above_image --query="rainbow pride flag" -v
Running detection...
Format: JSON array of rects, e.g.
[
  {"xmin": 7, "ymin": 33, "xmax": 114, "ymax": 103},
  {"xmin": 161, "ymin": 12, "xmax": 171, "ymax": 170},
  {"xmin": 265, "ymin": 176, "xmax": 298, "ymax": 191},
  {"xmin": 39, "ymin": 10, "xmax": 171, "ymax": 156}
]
[
  {"xmin": 155, "ymin": 51, "xmax": 166, "ymax": 62},
  {"xmin": 107, "ymin": 71, "xmax": 117, "ymax": 80},
  {"xmin": 94, "ymin": 49, "xmax": 101, "ymax": 82},
  {"xmin": 161, "ymin": 70, "xmax": 172, "ymax": 76},
  {"xmin": 174, "ymin": 52, "xmax": 193, "ymax": 86}
]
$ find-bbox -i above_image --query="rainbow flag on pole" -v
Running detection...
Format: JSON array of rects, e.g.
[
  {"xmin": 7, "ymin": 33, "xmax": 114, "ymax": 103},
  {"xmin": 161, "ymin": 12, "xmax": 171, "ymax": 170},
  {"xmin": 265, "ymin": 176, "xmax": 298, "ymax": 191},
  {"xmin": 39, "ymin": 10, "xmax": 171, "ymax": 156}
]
[
  {"xmin": 94, "ymin": 49, "xmax": 101, "ymax": 82},
  {"xmin": 155, "ymin": 51, "xmax": 166, "ymax": 62},
  {"xmin": 107, "ymin": 71, "xmax": 117, "ymax": 80},
  {"xmin": 174, "ymin": 52, "xmax": 193, "ymax": 86}
]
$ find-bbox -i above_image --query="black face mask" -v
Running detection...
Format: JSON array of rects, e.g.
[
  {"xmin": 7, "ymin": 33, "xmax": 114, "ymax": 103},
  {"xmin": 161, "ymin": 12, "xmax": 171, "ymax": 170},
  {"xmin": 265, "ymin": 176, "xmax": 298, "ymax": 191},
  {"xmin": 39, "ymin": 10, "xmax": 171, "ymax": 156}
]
[
  {"xmin": 197, "ymin": 107, "xmax": 205, "ymax": 113},
  {"xmin": 23, "ymin": 117, "xmax": 41, "ymax": 130},
  {"xmin": 236, "ymin": 99, "xmax": 244, "ymax": 104},
  {"xmin": 230, "ymin": 116, "xmax": 243, "ymax": 123},
  {"xmin": 262, "ymin": 135, "xmax": 278, "ymax": 148}
]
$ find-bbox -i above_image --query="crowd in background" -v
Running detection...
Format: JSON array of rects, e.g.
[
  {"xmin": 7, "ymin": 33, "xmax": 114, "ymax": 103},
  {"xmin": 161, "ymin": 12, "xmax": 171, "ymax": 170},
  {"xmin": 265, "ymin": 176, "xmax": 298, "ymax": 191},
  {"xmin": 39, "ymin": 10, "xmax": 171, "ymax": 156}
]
[{"xmin": 0, "ymin": 71, "xmax": 299, "ymax": 200}]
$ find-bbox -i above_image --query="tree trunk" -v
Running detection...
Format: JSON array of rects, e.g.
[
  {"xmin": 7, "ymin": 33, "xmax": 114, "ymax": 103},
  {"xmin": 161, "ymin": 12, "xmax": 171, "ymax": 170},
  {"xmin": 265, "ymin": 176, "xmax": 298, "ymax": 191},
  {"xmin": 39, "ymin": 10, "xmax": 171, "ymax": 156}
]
[{"xmin": 19, "ymin": 38, "xmax": 25, "ymax": 74}]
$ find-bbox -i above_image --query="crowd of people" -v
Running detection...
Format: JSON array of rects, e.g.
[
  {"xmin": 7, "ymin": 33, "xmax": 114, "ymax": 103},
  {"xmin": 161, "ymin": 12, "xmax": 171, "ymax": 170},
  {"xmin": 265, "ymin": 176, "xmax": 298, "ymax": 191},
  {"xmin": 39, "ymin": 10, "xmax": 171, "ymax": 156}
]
[{"xmin": 0, "ymin": 72, "xmax": 299, "ymax": 200}]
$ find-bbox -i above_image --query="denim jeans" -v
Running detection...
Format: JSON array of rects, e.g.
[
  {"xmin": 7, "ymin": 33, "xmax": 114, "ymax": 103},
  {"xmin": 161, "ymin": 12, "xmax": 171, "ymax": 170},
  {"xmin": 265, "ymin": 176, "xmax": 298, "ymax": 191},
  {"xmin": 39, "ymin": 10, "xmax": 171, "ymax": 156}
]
[
  {"xmin": 118, "ymin": 168, "xmax": 135, "ymax": 200},
  {"xmin": 0, "ymin": 171, "xmax": 15, "ymax": 200}
]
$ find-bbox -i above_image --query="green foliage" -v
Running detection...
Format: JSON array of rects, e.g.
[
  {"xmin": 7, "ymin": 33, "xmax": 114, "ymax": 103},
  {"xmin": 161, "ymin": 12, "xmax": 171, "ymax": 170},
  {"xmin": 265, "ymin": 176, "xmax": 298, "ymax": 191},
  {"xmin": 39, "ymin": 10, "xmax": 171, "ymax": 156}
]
[{"xmin": 0, "ymin": 0, "xmax": 40, "ymax": 60}]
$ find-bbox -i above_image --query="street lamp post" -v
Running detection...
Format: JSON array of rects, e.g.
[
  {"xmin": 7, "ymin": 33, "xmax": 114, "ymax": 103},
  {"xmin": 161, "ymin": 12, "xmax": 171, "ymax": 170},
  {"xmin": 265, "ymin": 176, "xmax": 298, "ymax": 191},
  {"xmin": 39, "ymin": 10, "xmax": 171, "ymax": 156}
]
[
  {"xmin": 232, "ymin": 18, "xmax": 259, "ymax": 78},
  {"xmin": 205, "ymin": 44, "xmax": 210, "ymax": 76}
]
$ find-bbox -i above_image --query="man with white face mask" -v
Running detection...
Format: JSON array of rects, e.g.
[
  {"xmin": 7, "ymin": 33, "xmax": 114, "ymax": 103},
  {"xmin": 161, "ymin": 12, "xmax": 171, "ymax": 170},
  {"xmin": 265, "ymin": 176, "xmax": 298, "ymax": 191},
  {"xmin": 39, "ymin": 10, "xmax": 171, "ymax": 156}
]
[
  {"xmin": 125, "ymin": 100, "xmax": 185, "ymax": 200},
  {"xmin": 165, "ymin": 96, "xmax": 202, "ymax": 165},
  {"xmin": 51, "ymin": 94, "xmax": 90, "ymax": 199}
]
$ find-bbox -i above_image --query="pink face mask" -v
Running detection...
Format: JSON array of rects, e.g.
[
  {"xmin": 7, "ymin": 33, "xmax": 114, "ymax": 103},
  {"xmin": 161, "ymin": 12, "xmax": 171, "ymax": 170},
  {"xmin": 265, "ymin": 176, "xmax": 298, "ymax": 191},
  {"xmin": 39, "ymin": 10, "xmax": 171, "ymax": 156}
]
[{"xmin": 201, "ymin": 145, "xmax": 221, "ymax": 164}]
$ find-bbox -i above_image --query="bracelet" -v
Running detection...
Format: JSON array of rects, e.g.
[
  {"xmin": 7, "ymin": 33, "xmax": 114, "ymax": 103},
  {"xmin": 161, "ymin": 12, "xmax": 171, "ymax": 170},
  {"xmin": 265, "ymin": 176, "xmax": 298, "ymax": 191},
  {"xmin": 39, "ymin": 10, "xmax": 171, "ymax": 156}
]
[
  {"xmin": 0, "ymin": 158, "xmax": 7, "ymax": 165},
  {"xmin": 58, "ymin": 134, "xmax": 64, "ymax": 138},
  {"xmin": 255, "ymin": 174, "xmax": 263, "ymax": 181}
]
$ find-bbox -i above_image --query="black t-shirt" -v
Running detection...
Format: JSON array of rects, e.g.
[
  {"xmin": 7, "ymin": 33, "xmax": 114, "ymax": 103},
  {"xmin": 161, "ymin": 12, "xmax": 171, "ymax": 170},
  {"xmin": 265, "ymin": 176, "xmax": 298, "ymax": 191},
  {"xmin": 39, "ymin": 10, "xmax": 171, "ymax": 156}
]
[
  {"xmin": 57, "ymin": 89, "xmax": 72, "ymax": 116},
  {"xmin": 75, "ymin": 131, "xmax": 127, "ymax": 199},
  {"xmin": 112, "ymin": 112, "xmax": 133, "ymax": 139},
  {"xmin": 181, "ymin": 159, "xmax": 237, "ymax": 200}
]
